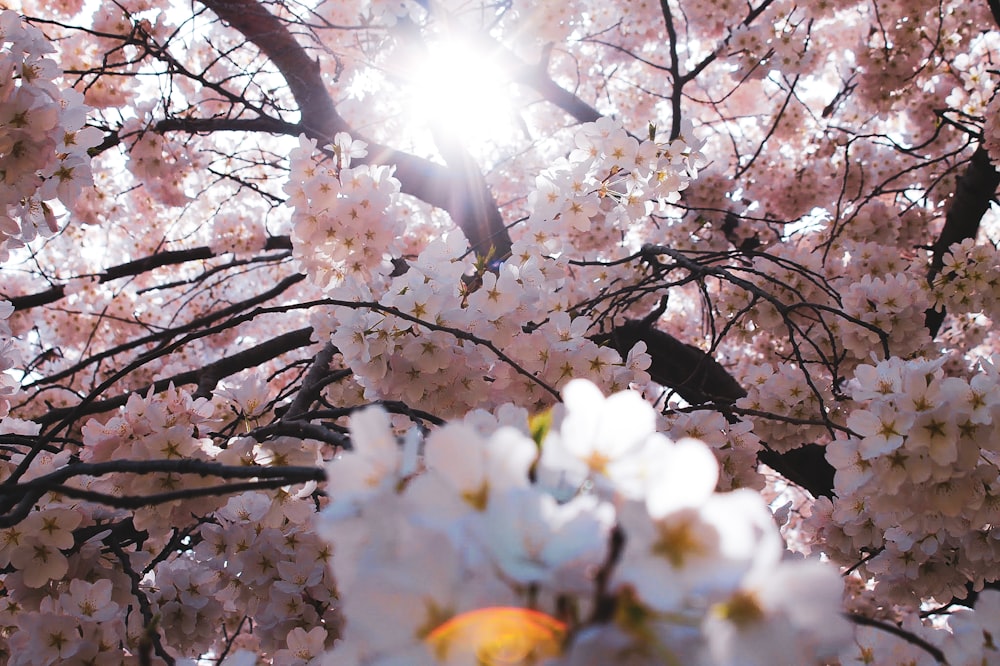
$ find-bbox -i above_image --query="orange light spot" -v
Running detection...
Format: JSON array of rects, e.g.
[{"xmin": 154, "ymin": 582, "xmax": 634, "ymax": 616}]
[{"xmin": 425, "ymin": 606, "xmax": 566, "ymax": 665}]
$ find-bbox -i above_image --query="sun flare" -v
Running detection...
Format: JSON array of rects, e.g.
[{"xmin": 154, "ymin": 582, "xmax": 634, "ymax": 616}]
[{"xmin": 403, "ymin": 35, "xmax": 519, "ymax": 150}]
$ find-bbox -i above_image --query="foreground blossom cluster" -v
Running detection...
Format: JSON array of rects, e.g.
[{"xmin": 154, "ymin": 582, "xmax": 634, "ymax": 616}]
[{"xmin": 318, "ymin": 379, "xmax": 850, "ymax": 665}]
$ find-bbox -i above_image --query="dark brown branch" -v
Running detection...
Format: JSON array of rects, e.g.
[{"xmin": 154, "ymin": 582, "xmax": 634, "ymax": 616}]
[
  {"xmin": 284, "ymin": 341, "xmax": 339, "ymax": 419},
  {"xmin": 199, "ymin": 0, "xmax": 347, "ymax": 138},
  {"xmin": 989, "ymin": 0, "xmax": 1000, "ymax": 30},
  {"xmin": 658, "ymin": 0, "xmax": 684, "ymax": 139},
  {"xmin": 155, "ymin": 115, "xmax": 301, "ymax": 136},
  {"xmin": 0, "ymin": 457, "xmax": 324, "ymax": 521},
  {"xmin": 110, "ymin": 541, "xmax": 175, "ymax": 666},
  {"xmin": 53, "ymin": 478, "xmax": 316, "ymax": 510},
  {"xmin": 365, "ymin": 142, "xmax": 512, "ymax": 259},
  {"xmin": 509, "ymin": 61, "xmax": 602, "ymax": 124},
  {"xmin": 92, "ymin": 114, "xmax": 304, "ymax": 156},
  {"xmin": 5, "ymin": 236, "xmax": 293, "ymax": 311},
  {"xmin": 611, "ymin": 320, "xmax": 745, "ymax": 404},
  {"xmin": 924, "ymin": 145, "xmax": 1000, "ymax": 336},
  {"xmin": 247, "ymin": 419, "xmax": 350, "ymax": 447},
  {"xmin": 33, "ymin": 326, "xmax": 316, "ymax": 426},
  {"xmin": 199, "ymin": 0, "xmax": 511, "ymax": 258},
  {"xmin": 845, "ymin": 613, "xmax": 946, "ymax": 664},
  {"xmin": 606, "ymin": 319, "xmax": 835, "ymax": 498},
  {"xmin": 2, "ymin": 458, "xmax": 324, "ymax": 496}
]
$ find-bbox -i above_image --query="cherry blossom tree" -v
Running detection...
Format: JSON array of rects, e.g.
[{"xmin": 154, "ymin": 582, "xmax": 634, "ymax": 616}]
[{"xmin": 1, "ymin": 0, "xmax": 999, "ymax": 663}]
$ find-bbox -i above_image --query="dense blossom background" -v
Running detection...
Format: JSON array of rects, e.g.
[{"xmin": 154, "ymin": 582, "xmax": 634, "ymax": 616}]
[{"xmin": 0, "ymin": 0, "xmax": 1000, "ymax": 663}]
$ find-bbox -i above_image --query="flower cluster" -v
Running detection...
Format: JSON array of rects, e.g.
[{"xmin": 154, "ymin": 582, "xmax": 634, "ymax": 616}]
[
  {"xmin": 818, "ymin": 355, "xmax": 1000, "ymax": 603},
  {"xmin": 210, "ymin": 209, "xmax": 268, "ymax": 257},
  {"xmin": 526, "ymin": 117, "xmax": 705, "ymax": 256},
  {"xmin": 931, "ymin": 238, "xmax": 1000, "ymax": 321},
  {"xmin": 662, "ymin": 407, "xmax": 765, "ymax": 492},
  {"xmin": 123, "ymin": 123, "xmax": 195, "ymax": 208},
  {"xmin": 0, "ymin": 10, "xmax": 99, "ymax": 256},
  {"xmin": 0, "ymin": 379, "xmax": 338, "ymax": 663},
  {"xmin": 285, "ymin": 133, "xmax": 405, "ymax": 293},
  {"xmin": 155, "ymin": 478, "xmax": 337, "ymax": 660},
  {"xmin": 318, "ymin": 379, "xmax": 849, "ymax": 665},
  {"xmin": 840, "ymin": 272, "xmax": 933, "ymax": 360},
  {"xmin": 713, "ymin": 221, "xmax": 934, "ymax": 388},
  {"xmin": 713, "ymin": 243, "xmax": 833, "ymax": 345},
  {"xmin": 735, "ymin": 362, "xmax": 833, "ymax": 454},
  {"xmin": 727, "ymin": 9, "xmax": 815, "ymax": 80},
  {"xmin": 303, "ymin": 119, "xmax": 704, "ymax": 418},
  {"xmin": 79, "ymin": 383, "xmax": 221, "ymax": 530},
  {"xmin": 312, "ymin": 231, "xmax": 652, "ymax": 417},
  {"xmin": 4, "ymin": 575, "xmax": 132, "ymax": 665}
]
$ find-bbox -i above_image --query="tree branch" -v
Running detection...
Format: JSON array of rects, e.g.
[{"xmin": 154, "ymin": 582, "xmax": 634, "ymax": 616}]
[
  {"xmin": 845, "ymin": 613, "xmax": 946, "ymax": 664},
  {"xmin": 508, "ymin": 60, "xmax": 602, "ymax": 124},
  {"xmin": 110, "ymin": 540, "xmax": 175, "ymax": 666},
  {"xmin": 54, "ymin": 478, "xmax": 316, "ymax": 510},
  {"xmin": 4, "ymin": 235, "xmax": 293, "ymax": 310},
  {"xmin": 989, "ymin": 0, "xmax": 1000, "ymax": 30},
  {"xmin": 606, "ymin": 319, "xmax": 836, "ymax": 498},
  {"xmin": 155, "ymin": 115, "xmax": 301, "ymax": 136},
  {"xmin": 199, "ymin": 0, "xmax": 511, "ymax": 258},
  {"xmin": 2, "ymin": 458, "xmax": 324, "ymax": 497},
  {"xmin": 199, "ymin": 0, "xmax": 347, "ymax": 138},
  {"xmin": 284, "ymin": 341, "xmax": 340, "ymax": 419},
  {"xmin": 611, "ymin": 320, "xmax": 744, "ymax": 404},
  {"xmin": 33, "ymin": 327, "xmax": 316, "ymax": 426},
  {"xmin": 924, "ymin": 145, "xmax": 999, "ymax": 336}
]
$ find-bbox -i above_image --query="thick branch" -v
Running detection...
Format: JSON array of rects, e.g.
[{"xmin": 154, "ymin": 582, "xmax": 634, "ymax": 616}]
[
  {"xmin": 110, "ymin": 541, "xmax": 175, "ymax": 666},
  {"xmin": 55, "ymin": 478, "xmax": 315, "ymax": 511},
  {"xmin": 154, "ymin": 116, "xmax": 301, "ymax": 136},
  {"xmin": 362, "ymin": 142, "xmax": 512, "ymax": 258},
  {"xmin": 607, "ymin": 320, "xmax": 835, "ymax": 498},
  {"xmin": 199, "ymin": 0, "xmax": 346, "ymax": 138},
  {"xmin": 989, "ymin": 0, "xmax": 1000, "ymax": 30},
  {"xmin": 4, "ymin": 458, "xmax": 324, "ymax": 497},
  {"xmin": 92, "ymin": 113, "xmax": 304, "ymax": 156},
  {"xmin": 0, "ymin": 448, "xmax": 329, "ymax": 527},
  {"xmin": 284, "ymin": 341, "xmax": 339, "ymax": 419},
  {"xmin": 199, "ymin": 0, "xmax": 511, "ymax": 258},
  {"xmin": 611, "ymin": 320, "xmax": 745, "ymax": 404},
  {"xmin": 509, "ymin": 60, "xmax": 602, "ymax": 124},
  {"xmin": 925, "ymin": 145, "xmax": 1000, "ymax": 336}
]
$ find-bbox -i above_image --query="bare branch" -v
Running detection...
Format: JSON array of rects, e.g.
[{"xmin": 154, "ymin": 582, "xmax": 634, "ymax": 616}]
[
  {"xmin": 33, "ymin": 327, "xmax": 316, "ymax": 426},
  {"xmin": 199, "ymin": 0, "xmax": 347, "ymax": 138},
  {"xmin": 5, "ymin": 236, "xmax": 293, "ymax": 310}
]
